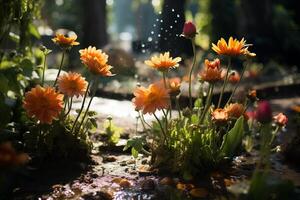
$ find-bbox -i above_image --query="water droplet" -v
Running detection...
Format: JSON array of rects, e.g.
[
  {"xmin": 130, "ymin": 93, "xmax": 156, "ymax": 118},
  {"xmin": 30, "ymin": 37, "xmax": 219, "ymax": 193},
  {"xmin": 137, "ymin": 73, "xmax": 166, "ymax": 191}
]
[
  {"xmin": 170, "ymin": 25, "xmax": 173, "ymax": 29},
  {"xmin": 151, "ymin": 31, "xmax": 154, "ymax": 34},
  {"xmin": 171, "ymin": 9, "xmax": 175, "ymax": 12},
  {"xmin": 174, "ymin": 20, "xmax": 177, "ymax": 23},
  {"xmin": 175, "ymin": 34, "xmax": 179, "ymax": 37},
  {"xmin": 164, "ymin": 37, "xmax": 167, "ymax": 40},
  {"xmin": 153, "ymin": 24, "xmax": 156, "ymax": 27},
  {"xmin": 160, "ymin": 20, "xmax": 163, "ymax": 23},
  {"xmin": 155, "ymin": 41, "xmax": 159, "ymax": 44},
  {"xmin": 177, "ymin": 14, "xmax": 180, "ymax": 18},
  {"xmin": 158, "ymin": 34, "xmax": 161, "ymax": 37},
  {"xmin": 160, "ymin": 28, "xmax": 163, "ymax": 30},
  {"xmin": 147, "ymin": 37, "xmax": 153, "ymax": 42},
  {"xmin": 141, "ymin": 44, "xmax": 145, "ymax": 47},
  {"xmin": 156, "ymin": 19, "xmax": 159, "ymax": 22},
  {"xmin": 165, "ymin": 30, "xmax": 168, "ymax": 32},
  {"xmin": 158, "ymin": 11, "xmax": 162, "ymax": 15},
  {"xmin": 142, "ymin": 49, "xmax": 146, "ymax": 53}
]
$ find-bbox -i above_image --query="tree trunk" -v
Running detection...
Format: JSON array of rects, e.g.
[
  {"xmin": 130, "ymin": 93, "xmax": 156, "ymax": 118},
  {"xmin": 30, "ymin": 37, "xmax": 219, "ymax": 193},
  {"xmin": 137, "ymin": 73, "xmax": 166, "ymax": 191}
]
[{"xmin": 81, "ymin": 0, "xmax": 108, "ymax": 48}]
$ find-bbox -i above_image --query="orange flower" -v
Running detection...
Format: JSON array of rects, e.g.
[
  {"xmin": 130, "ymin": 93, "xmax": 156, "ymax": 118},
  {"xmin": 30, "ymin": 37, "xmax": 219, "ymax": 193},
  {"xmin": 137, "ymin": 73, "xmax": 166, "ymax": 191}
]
[
  {"xmin": 168, "ymin": 77, "xmax": 181, "ymax": 96},
  {"xmin": 23, "ymin": 86, "xmax": 64, "ymax": 124},
  {"xmin": 132, "ymin": 82, "xmax": 170, "ymax": 114},
  {"xmin": 144, "ymin": 52, "xmax": 181, "ymax": 71},
  {"xmin": 225, "ymin": 103, "xmax": 244, "ymax": 118},
  {"xmin": 52, "ymin": 33, "xmax": 79, "ymax": 48},
  {"xmin": 79, "ymin": 46, "xmax": 113, "ymax": 76},
  {"xmin": 0, "ymin": 142, "xmax": 30, "ymax": 166},
  {"xmin": 228, "ymin": 71, "xmax": 240, "ymax": 84},
  {"xmin": 212, "ymin": 37, "xmax": 254, "ymax": 56},
  {"xmin": 247, "ymin": 90, "xmax": 257, "ymax": 101},
  {"xmin": 199, "ymin": 58, "xmax": 222, "ymax": 83},
  {"xmin": 273, "ymin": 113, "xmax": 288, "ymax": 126},
  {"xmin": 211, "ymin": 108, "xmax": 229, "ymax": 125},
  {"xmin": 58, "ymin": 72, "xmax": 88, "ymax": 97}
]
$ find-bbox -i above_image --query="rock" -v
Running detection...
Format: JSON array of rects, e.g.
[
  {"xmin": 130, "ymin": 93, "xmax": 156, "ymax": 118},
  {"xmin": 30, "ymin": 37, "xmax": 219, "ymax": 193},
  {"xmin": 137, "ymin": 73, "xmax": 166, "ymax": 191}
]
[
  {"xmin": 82, "ymin": 191, "xmax": 113, "ymax": 200},
  {"xmin": 119, "ymin": 179, "xmax": 131, "ymax": 188},
  {"xmin": 103, "ymin": 156, "xmax": 117, "ymax": 163},
  {"xmin": 176, "ymin": 183, "xmax": 195, "ymax": 191},
  {"xmin": 189, "ymin": 188, "xmax": 208, "ymax": 198},
  {"xmin": 140, "ymin": 179, "xmax": 156, "ymax": 191},
  {"xmin": 160, "ymin": 177, "xmax": 174, "ymax": 186}
]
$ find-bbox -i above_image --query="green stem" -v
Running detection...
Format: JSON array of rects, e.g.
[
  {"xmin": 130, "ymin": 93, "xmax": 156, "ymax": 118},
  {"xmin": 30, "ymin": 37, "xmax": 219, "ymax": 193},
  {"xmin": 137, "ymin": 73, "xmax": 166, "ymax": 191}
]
[
  {"xmin": 225, "ymin": 60, "xmax": 248, "ymax": 106},
  {"xmin": 199, "ymin": 83, "xmax": 214, "ymax": 124},
  {"xmin": 64, "ymin": 97, "xmax": 73, "ymax": 117},
  {"xmin": 175, "ymin": 96, "xmax": 182, "ymax": 119},
  {"xmin": 154, "ymin": 113, "xmax": 168, "ymax": 145},
  {"xmin": 41, "ymin": 53, "xmax": 47, "ymax": 86},
  {"xmin": 76, "ymin": 78, "xmax": 98, "ymax": 133},
  {"xmin": 53, "ymin": 51, "xmax": 65, "ymax": 87},
  {"xmin": 188, "ymin": 39, "xmax": 197, "ymax": 109},
  {"xmin": 71, "ymin": 81, "xmax": 92, "ymax": 133},
  {"xmin": 217, "ymin": 57, "xmax": 231, "ymax": 108}
]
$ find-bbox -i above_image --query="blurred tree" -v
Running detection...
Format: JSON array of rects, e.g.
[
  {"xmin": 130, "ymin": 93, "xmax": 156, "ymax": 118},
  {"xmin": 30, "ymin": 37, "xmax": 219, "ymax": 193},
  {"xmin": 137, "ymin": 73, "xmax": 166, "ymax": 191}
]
[
  {"xmin": 81, "ymin": 0, "xmax": 108, "ymax": 48},
  {"xmin": 159, "ymin": 0, "xmax": 192, "ymax": 57},
  {"xmin": 238, "ymin": 0, "xmax": 273, "ymax": 63},
  {"xmin": 210, "ymin": 0, "xmax": 237, "ymax": 43}
]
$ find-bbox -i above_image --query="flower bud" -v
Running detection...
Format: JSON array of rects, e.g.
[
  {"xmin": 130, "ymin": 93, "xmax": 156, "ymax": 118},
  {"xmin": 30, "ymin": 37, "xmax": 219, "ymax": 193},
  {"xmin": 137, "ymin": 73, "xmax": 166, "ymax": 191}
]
[
  {"xmin": 182, "ymin": 21, "xmax": 197, "ymax": 39},
  {"xmin": 255, "ymin": 101, "xmax": 272, "ymax": 124},
  {"xmin": 273, "ymin": 113, "xmax": 288, "ymax": 126}
]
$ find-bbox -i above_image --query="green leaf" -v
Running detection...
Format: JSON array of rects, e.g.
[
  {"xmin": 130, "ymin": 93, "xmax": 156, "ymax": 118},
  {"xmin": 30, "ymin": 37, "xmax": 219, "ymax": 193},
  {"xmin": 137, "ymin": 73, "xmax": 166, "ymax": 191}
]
[
  {"xmin": 131, "ymin": 148, "xmax": 139, "ymax": 158},
  {"xmin": 9, "ymin": 32, "xmax": 20, "ymax": 43},
  {"xmin": 28, "ymin": 23, "xmax": 40, "ymax": 39},
  {"xmin": 194, "ymin": 98, "xmax": 202, "ymax": 108},
  {"xmin": 0, "ymin": 73, "xmax": 9, "ymax": 93},
  {"xmin": 220, "ymin": 116, "xmax": 244, "ymax": 158}
]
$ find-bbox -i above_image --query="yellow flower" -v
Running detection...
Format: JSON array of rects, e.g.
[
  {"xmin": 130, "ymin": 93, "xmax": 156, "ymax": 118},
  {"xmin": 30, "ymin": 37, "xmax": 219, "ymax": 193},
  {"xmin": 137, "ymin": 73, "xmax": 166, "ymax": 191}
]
[
  {"xmin": 58, "ymin": 72, "xmax": 88, "ymax": 97},
  {"xmin": 132, "ymin": 82, "xmax": 170, "ymax": 114},
  {"xmin": 199, "ymin": 58, "xmax": 222, "ymax": 83},
  {"xmin": 145, "ymin": 52, "xmax": 181, "ymax": 71},
  {"xmin": 79, "ymin": 46, "xmax": 113, "ymax": 76},
  {"xmin": 52, "ymin": 33, "xmax": 79, "ymax": 48},
  {"xmin": 212, "ymin": 37, "xmax": 254, "ymax": 56},
  {"xmin": 23, "ymin": 86, "xmax": 64, "ymax": 124}
]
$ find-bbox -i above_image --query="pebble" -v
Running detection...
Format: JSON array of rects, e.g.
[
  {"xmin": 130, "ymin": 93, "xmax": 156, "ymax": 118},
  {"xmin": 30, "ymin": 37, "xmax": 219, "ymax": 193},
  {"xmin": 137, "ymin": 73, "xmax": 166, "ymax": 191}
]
[
  {"xmin": 160, "ymin": 177, "xmax": 174, "ymax": 186},
  {"xmin": 119, "ymin": 179, "xmax": 131, "ymax": 188},
  {"xmin": 103, "ymin": 156, "xmax": 117, "ymax": 162},
  {"xmin": 140, "ymin": 179, "xmax": 156, "ymax": 191},
  {"xmin": 189, "ymin": 188, "xmax": 208, "ymax": 198}
]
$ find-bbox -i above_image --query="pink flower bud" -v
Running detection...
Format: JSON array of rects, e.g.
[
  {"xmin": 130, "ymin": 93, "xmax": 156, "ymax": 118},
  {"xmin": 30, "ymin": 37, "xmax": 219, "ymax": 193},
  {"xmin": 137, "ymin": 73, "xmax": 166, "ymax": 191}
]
[
  {"xmin": 182, "ymin": 21, "xmax": 197, "ymax": 39},
  {"xmin": 255, "ymin": 101, "xmax": 272, "ymax": 124},
  {"xmin": 273, "ymin": 113, "xmax": 288, "ymax": 126}
]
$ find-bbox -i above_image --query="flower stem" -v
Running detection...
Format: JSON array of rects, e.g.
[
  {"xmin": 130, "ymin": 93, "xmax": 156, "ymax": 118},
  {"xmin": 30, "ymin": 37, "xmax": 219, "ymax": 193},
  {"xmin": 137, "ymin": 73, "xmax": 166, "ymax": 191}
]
[
  {"xmin": 188, "ymin": 39, "xmax": 196, "ymax": 109},
  {"xmin": 199, "ymin": 83, "xmax": 214, "ymax": 124},
  {"xmin": 76, "ymin": 78, "xmax": 98, "ymax": 133},
  {"xmin": 41, "ymin": 53, "xmax": 47, "ymax": 86},
  {"xmin": 53, "ymin": 50, "xmax": 65, "ymax": 87},
  {"xmin": 162, "ymin": 72, "xmax": 168, "ymax": 88},
  {"xmin": 175, "ymin": 96, "xmax": 182, "ymax": 119},
  {"xmin": 70, "ymin": 81, "xmax": 91, "ymax": 134},
  {"xmin": 217, "ymin": 57, "xmax": 231, "ymax": 108},
  {"xmin": 64, "ymin": 97, "xmax": 73, "ymax": 117},
  {"xmin": 154, "ymin": 113, "xmax": 168, "ymax": 145},
  {"xmin": 225, "ymin": 60, "xmax": 248, "ymax": 106}
]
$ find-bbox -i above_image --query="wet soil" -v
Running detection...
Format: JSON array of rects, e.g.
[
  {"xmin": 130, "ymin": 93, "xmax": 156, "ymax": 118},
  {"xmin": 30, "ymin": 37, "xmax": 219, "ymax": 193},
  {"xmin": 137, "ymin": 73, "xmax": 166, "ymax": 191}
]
[{"xmin": 7, "ymin": 97, "xmax": 300, "ymax": 200}]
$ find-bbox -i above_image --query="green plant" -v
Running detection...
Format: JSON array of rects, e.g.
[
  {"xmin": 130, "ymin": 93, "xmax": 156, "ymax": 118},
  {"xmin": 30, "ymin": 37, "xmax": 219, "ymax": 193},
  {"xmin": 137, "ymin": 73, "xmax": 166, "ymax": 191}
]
[
  {"xmin": 102, "ymin": 117, "xmax": 123, "ymax": 145},
  {"xmin": 129, "ymin": 23, "xmax": 263, "ymax": 177}
]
